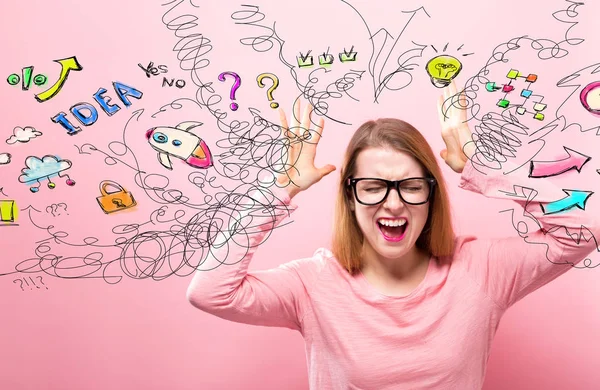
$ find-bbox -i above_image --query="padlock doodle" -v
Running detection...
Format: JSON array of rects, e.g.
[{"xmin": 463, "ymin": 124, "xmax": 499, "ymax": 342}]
[{"xmin": 96, "ymin": 180, "xmax": 137, "ymax": 214}]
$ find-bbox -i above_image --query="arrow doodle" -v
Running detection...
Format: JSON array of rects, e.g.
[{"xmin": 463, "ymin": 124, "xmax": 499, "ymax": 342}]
[
  {"xmin": 529, "ymin": 147, "xmax": 591, "ymax": 178},
  {"xmin": 341, "ymin": 1, "xmax": 430, "ymax": 102},
  {"xmin": 540, "ymin": 189, "xmax": 594, "ymax": 215}
]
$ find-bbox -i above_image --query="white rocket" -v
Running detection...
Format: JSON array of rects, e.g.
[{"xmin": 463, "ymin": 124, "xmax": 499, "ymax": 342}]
[{"xmin": 146, "ymin": 121, "xmax": 213, "ymax": 170}]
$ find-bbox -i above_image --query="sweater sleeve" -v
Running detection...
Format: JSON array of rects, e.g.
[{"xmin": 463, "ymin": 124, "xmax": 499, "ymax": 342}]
[
  {"xmin": 457, "ymin": 159, "xmax": 599, "ymax": 310},
  {"xmin": 186, "ymin": 184, "xmax": 319, "ymax": 332}
]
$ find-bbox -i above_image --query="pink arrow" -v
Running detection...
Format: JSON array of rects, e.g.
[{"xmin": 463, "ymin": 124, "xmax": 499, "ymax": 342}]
[{"xmin": 529, "ymin": 147, "xmax": 591, "ymax": 178}]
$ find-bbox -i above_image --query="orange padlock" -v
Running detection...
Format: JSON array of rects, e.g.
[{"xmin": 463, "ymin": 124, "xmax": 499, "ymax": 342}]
[{"xmin": 96, "ymin": 180, "xmax": 137, "ymax": 214}]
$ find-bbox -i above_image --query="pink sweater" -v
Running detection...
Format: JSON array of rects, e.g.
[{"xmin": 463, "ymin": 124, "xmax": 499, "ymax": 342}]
[{"xmin": 187, "ymin": 161, "xmax": 599, "ymax": 389}]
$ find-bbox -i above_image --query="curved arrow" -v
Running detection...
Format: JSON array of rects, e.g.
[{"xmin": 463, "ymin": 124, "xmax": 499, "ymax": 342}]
[
  {"xmin": 528, "ymin": 146, "xmax": 591, "ymax": 178},
  {"xmin": 540, "ymin": 189, "xmax": 594, "ymax": 215}
]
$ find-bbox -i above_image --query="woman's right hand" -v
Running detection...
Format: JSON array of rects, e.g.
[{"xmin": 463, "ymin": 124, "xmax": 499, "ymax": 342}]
[{"xmin": 276, "ymin": 99, "xmax": 336, "ymax": 199}]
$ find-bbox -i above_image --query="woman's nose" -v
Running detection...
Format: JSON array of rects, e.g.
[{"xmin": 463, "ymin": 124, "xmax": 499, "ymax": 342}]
[{"xmin": 383, "ymin": 188, "xmax": 405, "ymax": 210}]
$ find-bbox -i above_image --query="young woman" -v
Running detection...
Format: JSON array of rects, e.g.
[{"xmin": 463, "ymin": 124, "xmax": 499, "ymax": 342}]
[{"xmin": 187, "ymin": 82, "xmax": 599, "ymax": 389}]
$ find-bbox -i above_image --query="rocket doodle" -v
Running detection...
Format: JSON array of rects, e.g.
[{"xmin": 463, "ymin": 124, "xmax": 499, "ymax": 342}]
[{"xmin": 146, "ymin": 121, "xmax": 213, "ymax": 170}]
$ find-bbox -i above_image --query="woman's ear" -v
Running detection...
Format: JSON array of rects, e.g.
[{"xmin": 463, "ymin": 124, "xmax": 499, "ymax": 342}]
[{"xmin": 349, "ymin": 200, "xmax": 355, "ymax": 211}]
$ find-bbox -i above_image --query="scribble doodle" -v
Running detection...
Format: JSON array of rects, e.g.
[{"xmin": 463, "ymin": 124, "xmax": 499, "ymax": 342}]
[
  {"xmin": 231, "ymin": 4, "xmax": 362, "ymax": 125},
  {"xmin": 498, "ymin": 185, "xmax": 599, "ymax": 269},
  {"xmin": 440, "ymin": 0, "xmax": 586, "ymax": 175}
]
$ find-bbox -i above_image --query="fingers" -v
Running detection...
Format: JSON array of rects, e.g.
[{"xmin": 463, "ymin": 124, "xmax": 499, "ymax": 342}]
[
  {"xmin": 279, "ymin": 108, "xmax": 289, "ymax": 131},
  {"xmin": 317, "ymin": 164, "xmax": 337, "ymax": 179},
  {"xmin": 292, "ymin": 99, "xmax": 301, "ymax": 129},
  {"xmin": 437, "ymin": 95, "xmax": 447, "ymax": 127},
  {"xmin": 301, "ymin": 102, "xmax": 313, "ymax": 136}
]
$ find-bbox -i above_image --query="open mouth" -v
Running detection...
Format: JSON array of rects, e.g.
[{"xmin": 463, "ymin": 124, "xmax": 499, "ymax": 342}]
[{"xmin": 377, "ymin": 218, "xmax": 408, "ymax": 242}]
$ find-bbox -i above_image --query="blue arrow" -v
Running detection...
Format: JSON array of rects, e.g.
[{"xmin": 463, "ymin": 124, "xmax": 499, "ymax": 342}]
[{"xmin": 540, "ymin": 189, "xmax": 594, "ymax": 215}]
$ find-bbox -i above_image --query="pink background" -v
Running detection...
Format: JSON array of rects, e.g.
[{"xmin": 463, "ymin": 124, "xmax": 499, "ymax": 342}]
[{"xmin": 1, "ymin": 0, "xmax": 600, "ymax": 388}]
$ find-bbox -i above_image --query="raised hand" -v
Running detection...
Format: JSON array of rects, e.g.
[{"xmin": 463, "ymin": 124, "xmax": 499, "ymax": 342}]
[
  {"xmin": 276, "ymin": 99, "xmax": 336, "ymax": 199},
  {"xmin": 437, "ymin": 80, "xmax": 476, "ymax": 174}
]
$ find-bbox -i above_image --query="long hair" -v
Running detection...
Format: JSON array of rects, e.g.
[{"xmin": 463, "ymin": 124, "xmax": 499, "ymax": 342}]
[{"xmin": 331, "ymin": 118, "xmax": 455, "ymax": 275}]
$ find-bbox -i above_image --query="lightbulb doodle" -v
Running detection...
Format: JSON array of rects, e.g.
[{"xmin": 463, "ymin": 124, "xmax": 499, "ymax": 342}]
[
  {"xmin": 146, "ymin": 121, "xmax": 214, "ymax": 171},
  {"xmin": 18, "ymin": 155, "xmax": 76, "ymax": 193},
  {"xmin": 425, "ymin": 43, "xmax": 473, "ymax": 88},
  {"xmin": 485, "ymin": 69, "xmax": 548, "ymax": 120}
]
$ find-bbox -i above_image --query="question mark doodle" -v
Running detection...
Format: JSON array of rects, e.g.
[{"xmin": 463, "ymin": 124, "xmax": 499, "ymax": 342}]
[
  {"xmin": 218, "ymin": 71, "xmax": 241, "ymax": 111},
  {"xmin": 46, "ymin": 203, "xmax": 69, "ymax": 216},
  {"xmin": 37, "ymin": 276, "xmax": 48, "ymax": 289},
  {"xmin": 14, "ymin": 279, "xmax": 24, "ymax": 291},
  {"xmin": 58, "ymin": 202, "xmax": 68, "ymax": 215},
  {"xmin": 46, "ymin": 204, "xmax": 57, "ymax": 216},
  {"xmin": 256, "ymin": 73, "xmax": 280, "ymax": 109}
]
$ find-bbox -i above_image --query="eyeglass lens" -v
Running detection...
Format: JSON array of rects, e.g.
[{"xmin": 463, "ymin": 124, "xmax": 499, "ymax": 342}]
[{"xmin": 355, "ymin": 179, "xmax": 431, "ymax": 205}]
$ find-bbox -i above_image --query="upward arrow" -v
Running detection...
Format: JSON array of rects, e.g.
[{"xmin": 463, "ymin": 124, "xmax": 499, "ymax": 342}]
[{"xmin": 540, "ymin": 189, "xmax": 594, "ymax": 215}]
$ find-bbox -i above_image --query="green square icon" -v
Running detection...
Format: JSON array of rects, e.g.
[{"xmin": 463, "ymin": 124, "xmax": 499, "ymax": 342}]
[
  {"xmin": 506, "ymin": 69, "xmax": 520, "ymax": 79},
  {"xmin": 497, "ymin": 99, "xmax": 510, "ymax": 108},
  {"xmin": 339, "ymin": 51, "xmax": 357, "ymax": 62},
  {"xmin": 297, "ymin": 55, "xmax": 314, "ymax": 68},
  {"xmin": 319, "ymin": 54, "xmax": 334, "ymax": 66},
  {"xmin": 534, "ymin": 113, "xmax": 545, "ymax": 120}
]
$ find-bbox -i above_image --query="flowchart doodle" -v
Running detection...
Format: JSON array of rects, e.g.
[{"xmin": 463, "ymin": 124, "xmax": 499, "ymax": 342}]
[
  {"xmin": 18, "ymin": 155, "xmax": 76, "ymax": 193},
  {"xmin": 485, "ymin": 69, "xmax": 548, "ymax": 120}
]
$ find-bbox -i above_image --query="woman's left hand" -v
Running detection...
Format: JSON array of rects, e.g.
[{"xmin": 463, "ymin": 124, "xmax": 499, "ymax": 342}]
[{"xmin": 437, "ymin": 80, "xmax": 476, "ymax": 174}]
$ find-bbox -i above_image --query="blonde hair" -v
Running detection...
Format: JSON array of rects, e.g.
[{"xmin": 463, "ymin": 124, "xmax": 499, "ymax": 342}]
[{"xmin": 331, "ymin": 118, "xmax": 455, "ymax": 275}]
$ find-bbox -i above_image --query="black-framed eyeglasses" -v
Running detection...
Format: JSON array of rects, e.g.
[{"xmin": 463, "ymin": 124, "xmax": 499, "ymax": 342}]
[{"xmin": 346, "ymin": 177, "xmax": 437, "ymax": 206}]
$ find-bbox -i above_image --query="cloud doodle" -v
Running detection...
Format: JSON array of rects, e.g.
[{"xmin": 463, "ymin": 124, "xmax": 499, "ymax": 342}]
[
  {"xmin": 0, "ymin": 153, "xmax": 11, "ymax": 165},
  {"xmin": 6, "ymin": 126, "xmax": 43, "ymax": 144}
]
